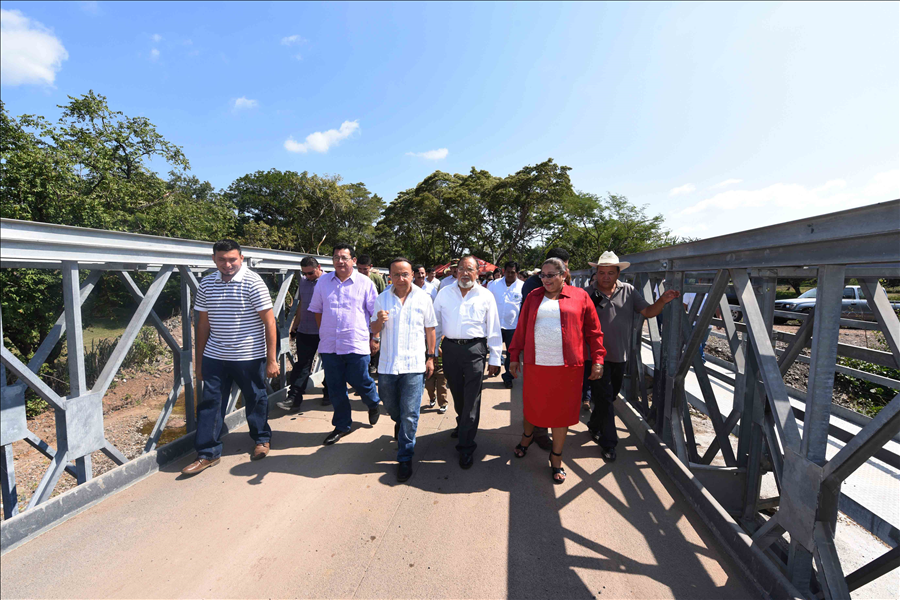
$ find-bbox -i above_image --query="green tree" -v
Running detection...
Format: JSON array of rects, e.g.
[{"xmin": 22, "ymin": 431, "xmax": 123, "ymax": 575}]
[
  {"xmin": 0, "ymin": 93, "xmax": 199, "ymax": 360},
  {"xmin": 483, "ymin": 158, "xmax": 574, "ymax": 264},
  {"xmin": 554, "ymin": 192, "xmax": 681, "ymax": 268},
  {"xmin": 225, "ymin": 169, "xmax": 383, "ymax": 254}
]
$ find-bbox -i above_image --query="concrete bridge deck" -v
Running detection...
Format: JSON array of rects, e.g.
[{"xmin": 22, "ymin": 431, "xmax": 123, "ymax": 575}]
[{"xmin": 1, "ymin": 378, "xmax": 754, "ymax": 599}]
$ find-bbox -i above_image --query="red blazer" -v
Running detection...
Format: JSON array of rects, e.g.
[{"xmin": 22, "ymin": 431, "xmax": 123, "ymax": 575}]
[{"xmin": 509, "ymin": 284, "xmax": 606, "ymax": 367}]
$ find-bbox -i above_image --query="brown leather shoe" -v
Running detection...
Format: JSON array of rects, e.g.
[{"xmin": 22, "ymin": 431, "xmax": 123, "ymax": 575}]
[
  {"xmin": 181, "ymin": 457, "xmax": 219, "ymax": 475},
  {"xmin": 251, "ymin": 442, "xmax": 270, "ymax": 460}
]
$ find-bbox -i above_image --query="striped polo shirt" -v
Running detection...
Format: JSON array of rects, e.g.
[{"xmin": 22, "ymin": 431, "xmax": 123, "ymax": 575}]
[{"xmin": 194, "ymin": 264, "xmax": 273, "ymax": 361}]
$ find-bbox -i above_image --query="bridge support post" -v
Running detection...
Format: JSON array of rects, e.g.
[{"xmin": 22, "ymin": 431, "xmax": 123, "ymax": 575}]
[
  {"xmin": 62, "ymin": 261, "xmax": 91, "ymax": 484},
  {"xmin": 0, "ymin": 305, "xmax": 20, "ymax": 520},
  {"xmin": 660, "ymin": 270, "xmax": 684, "ymax": 451},
  {"xmin": 179, "ymin": 267, "xmax": 197, "ymax": 433},
  {"xmin": 786, "ymin": 266, "xmax": 845, "ymax": 596}
]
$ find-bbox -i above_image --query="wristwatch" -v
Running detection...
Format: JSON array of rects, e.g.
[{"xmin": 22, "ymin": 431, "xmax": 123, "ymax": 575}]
[
  {"xmin": 371, "ymin": 336, "xmax": 381, "ymax": 342},
  {"xmin": 426, "ymin": 353, "xmax": 437, "ymax": 359}
]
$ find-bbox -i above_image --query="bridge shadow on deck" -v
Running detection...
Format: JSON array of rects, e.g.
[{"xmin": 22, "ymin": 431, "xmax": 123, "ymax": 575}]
[{"xmin": 213, "ymin": 382, "xmax": 750, "ymax": 599}]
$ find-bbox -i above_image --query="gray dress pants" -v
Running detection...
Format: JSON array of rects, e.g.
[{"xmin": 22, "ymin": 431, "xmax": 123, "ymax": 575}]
[{"xmin": 441, "ymin": 338, "xmax": 487, "ymax": 454}]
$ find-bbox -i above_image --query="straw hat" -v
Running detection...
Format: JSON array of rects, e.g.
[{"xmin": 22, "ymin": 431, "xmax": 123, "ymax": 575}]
[{"xmin": 588, "ymin": 251, "xmax": 630, "ymax": 270}]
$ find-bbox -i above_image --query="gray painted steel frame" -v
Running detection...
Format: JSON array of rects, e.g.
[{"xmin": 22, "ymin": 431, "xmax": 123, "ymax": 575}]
[
  {"xmin": 0, "ymin": 219, "xmax": 338, "ymax": 522},
  {"xmin": 603, "ymin": 199, "xmax": 900, "ymax": 599}
]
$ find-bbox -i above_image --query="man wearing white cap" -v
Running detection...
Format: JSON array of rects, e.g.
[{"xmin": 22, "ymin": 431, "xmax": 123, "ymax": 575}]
[{"xmin": 585, "ymin": 251, "xmax": 680, "ymax": 461}]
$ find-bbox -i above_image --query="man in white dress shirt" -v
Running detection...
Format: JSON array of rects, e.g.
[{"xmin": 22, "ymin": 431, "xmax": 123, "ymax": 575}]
[
  {"xmin": 489, "ymin": 261, "xmax": 525, "ymax": 389},
  {"xmin": 371, "ymin": 258, "xmax": 438, "ymax": 482},
  {"xmin": 433, "ymin": 256, "xmax": 503, "ymax": 469},
  {"xmin": 413, "ymin": 264, "xmax": 439, "ymax": 301},
  {"xmin": 439, "ymin": 259, "xmax": 459, "ymax": 290}
]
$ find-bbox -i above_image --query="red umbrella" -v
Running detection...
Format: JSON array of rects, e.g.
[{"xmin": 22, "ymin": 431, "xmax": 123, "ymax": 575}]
[{"xmin": 433, "ymin": 257, "xmax": 497, "ymax": 277}]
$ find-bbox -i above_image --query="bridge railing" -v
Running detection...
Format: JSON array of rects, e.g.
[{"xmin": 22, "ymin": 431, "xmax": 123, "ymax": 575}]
[
  {"xmin": 0, "ymin": 218, "xmax": 350, "ymax": 520},
  {"xmin": 576, "ymin": 200, "xmax": 900, "ymax": 598}
]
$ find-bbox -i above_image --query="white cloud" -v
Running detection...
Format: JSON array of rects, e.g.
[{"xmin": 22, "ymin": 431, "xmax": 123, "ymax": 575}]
[
  {"xmin": 669, "ymin": 183, "xmax": 696, "ymax": 196},
  {"xmin": 406, "ymin": 148, "xmax": 449, "ymax": 160},
  {"xmin": 233, "ymin": 97, "xmax": 259, "ymax": 110},
  {"xmin": 667, "ymin": 169, "xmax": 899, "ymax": 238},
  {"xmin": 709, "ymin": 178, "xmax": 743, "ymax": 189},
  {"xmin": 284, "ymin": 120, "xmax": 360, "ymax": 153},
  {"xmin": 0, "ymin": 9, "xmax": 68, "ymax": 86},
  {"xmin": 281, "ymin": 34, "xmax": 305, "ymax": 46},
  {"xmin": 150, "ymin": 48, "xmax": 160, "ymax": 60},
  {"xmin": 294, "ymin": 54, "xmax": 303, "ymax": 61},
  {"xmin": 151, "ymin": 33, "xmax": 163, "ymax": 43}
]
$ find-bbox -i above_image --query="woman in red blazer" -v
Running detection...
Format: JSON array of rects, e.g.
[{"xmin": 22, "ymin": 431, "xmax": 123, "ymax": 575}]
[{"xmin": 508, "ymin": 258, "xmax": 606, "ymax": 484}]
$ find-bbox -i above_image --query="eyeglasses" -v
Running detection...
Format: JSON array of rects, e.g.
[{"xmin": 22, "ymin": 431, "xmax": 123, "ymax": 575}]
[
  {"xmin": 538, "ymin": 272, "xmax": 562, "ymax": 279},
  {"xmin": 392, "ymin": 272, "xmax": 412, "ymax": 279},
  {"xmin": 301, "ymin": 270, "xmax": 317, "ymax": 277},
  {"xmin": 333, "ymin": 255, "xmax": 352, "ymax": 263},
  {"xmin": 458, "ymin": 267, "xmax": 477, "ymax": 274}
]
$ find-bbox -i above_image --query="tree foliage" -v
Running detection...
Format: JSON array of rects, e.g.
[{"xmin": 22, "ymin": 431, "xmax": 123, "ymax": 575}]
[
  {"xmin": 372, "ymin": 161, "xmax": 679, "ymax": 270},
  {"xmin": 225, "ymin": 169, "xmax": 383, "ymax": 254},
  {"xmin": 1, "ymin": 93, "xmax": 226, "ymax": 359}
]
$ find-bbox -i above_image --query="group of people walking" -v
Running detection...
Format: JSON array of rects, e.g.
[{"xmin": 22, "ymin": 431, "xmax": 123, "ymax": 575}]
[{"xmin": 180, "ymin": 240, "xmax": 680, "ymax": 485}]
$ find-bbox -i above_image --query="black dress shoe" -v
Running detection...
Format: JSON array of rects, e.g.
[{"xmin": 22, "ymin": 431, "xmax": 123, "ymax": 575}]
[
  {"xmin": 369, "ymin": 406, "xmax": 380, "ymax": 425},
  {"xmin": 323, "ymin": 428, "xmax": 348, "ymax": 445},
  {"xmin": 450, "ymin": 429, "xmax": 459, "ymax": 439},
  {"xmin": 600, "ymin": 447, "xmax": 617, "ymax": 462},
  {"xmin": 589, "ymin": 430, "xmax": 602, "ymax": 445},
  {"xmin": 504, "ymin": 380, "xmax": 513, "ymax": 389},
  {"xmin": 397, "ymin": 461, "xmax": 413, "ymax": 482},
  {"xmin": 394, "ymin": 422, "xmax": 399, "ymax": 440},
  {"xmin": 459, "ymin": 453, "xmax": 474, "ymax": 469},
  {"xmin": 322, "ymin": 396, "xmax": 331, "ymax": 406}
]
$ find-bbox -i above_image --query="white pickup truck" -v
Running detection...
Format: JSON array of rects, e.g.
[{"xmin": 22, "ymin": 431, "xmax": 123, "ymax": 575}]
[{"xmin": 772, "ymin": 285, "xmax": 900, "ymax": 324}]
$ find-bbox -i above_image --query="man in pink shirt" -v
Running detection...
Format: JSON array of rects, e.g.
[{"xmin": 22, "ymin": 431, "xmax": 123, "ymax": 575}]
[{"xmin": 309, "ymin": 244, "xmax": 382, "ymax": 445}]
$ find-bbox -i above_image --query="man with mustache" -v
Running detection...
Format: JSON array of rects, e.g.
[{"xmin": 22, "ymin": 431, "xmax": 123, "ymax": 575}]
[{"xmin": 432, "ymin": 256, "xmax": 503, "ymax": 469}]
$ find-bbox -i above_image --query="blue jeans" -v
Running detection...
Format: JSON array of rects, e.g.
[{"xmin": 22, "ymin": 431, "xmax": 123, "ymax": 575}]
[
  {"xmin": 378, "ymin": 373, "xmax": 425, "ymax": 463},
  {"xmin": 320, "ymin": 353, "xmax": 380, "ymax": 432},
  {"xmin": 699, "ymin": 325, "xmax": 712, "ymax": 361},
  {"xmin": 196, "ymin": 356, "xmax": 272, "ymax": 460}
]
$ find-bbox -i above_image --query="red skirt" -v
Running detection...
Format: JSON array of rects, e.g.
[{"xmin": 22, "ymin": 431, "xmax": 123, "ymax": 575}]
[{"xmin": 523, "ymin": 364, "xmax": 584, "ymax": 428}]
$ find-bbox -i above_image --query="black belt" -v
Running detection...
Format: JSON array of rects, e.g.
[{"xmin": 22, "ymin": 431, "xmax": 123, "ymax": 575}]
[{"xmin": 443, "ymin": 337, "xmax": 486, "ymax": 346}]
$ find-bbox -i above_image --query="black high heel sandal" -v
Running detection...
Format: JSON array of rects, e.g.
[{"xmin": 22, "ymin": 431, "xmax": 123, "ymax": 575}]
[
  {"xmin": 514, "ymin": 431, "xmax": 534, "ymax": 458},
  {"xmin": 549, "ymin": 450, "xmax": 566, "ymax": 484}
]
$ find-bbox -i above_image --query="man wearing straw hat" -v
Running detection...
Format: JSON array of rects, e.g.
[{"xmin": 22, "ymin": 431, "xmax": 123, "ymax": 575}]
[{"xmin": 585, "ymin": 251, "xmax": 680, "ymax": 461}]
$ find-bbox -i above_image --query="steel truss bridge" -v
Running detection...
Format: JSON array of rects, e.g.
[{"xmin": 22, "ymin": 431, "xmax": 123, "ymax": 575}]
[{"xmin": 1, "ymin": 201, "xmax": 899, "ymax": 599}]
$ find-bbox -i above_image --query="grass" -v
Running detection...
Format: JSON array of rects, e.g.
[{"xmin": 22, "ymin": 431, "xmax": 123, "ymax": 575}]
[{"xmin": 81, "ymin": 308, "xmax": 131, "ymax": 348}]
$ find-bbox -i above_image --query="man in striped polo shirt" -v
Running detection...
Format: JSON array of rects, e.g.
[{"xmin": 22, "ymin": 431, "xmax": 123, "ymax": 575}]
[
  {"xmin": 370, "ymin": 258, "xmax": 438, "ymax": 482},
  {"xmin": 182, "ymin": 239, "xmax": 280, "ymax": 475}
]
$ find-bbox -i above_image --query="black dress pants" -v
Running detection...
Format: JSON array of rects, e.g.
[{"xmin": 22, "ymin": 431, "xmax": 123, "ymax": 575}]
[
  {"xmin": 442, "ymin": 338, "xmax": 487, "ymax": 454},
  {"xmin": 587, "ymin": 361, "xmax": 626, "ymax": 450},
  {"xmin": 289, "ymin": 332, "xmax": 327, "ymax": 401}
]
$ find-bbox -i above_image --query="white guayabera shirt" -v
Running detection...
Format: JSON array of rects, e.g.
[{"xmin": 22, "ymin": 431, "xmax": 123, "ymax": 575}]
[{"xmin": 371, "ymin": 285, "xmax": 438, "ymax": 375}]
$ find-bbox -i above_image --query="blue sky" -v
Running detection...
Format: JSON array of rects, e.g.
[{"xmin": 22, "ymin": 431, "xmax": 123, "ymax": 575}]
[{"xmin": 1, "ymin": 1, "xmax": 897, "ymax": 239}]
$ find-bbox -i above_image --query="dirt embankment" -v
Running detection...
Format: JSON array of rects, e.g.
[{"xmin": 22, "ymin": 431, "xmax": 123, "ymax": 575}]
[
  {"xmin": 702, "ymin": 324, "xmax": 888, "ymax": 412},
  {"xmin": 2, "ymin": 317, "xmax": 191, "ymax": 518}
]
